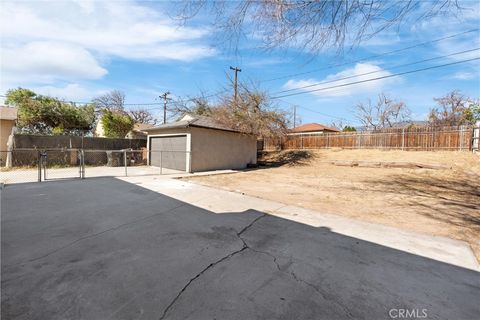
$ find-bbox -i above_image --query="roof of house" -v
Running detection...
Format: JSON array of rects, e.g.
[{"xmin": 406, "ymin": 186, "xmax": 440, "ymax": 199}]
[
  {"xmin": 0, "ymin": 106, "xmax": 18, "ymax": 121},
  {"xmin": 133, "ymin": 123, "xmax": 156, "ymax": 132},
  {"xmin": 145, "ymin": 114, "xmax": 247, "ymax": 134},
  {"xmin": 291, "ymin": 123, "xmax": 340, "ymax": 133}
]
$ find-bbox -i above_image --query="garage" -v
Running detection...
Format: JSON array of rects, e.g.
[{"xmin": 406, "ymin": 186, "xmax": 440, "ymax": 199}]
[
  {"xmin": 145, "ymin": 114, "xmax": 257, "ymax": 173},
  {"xmin": 149, "ymin": 135, "xmax": 187, "ymax": 171}
]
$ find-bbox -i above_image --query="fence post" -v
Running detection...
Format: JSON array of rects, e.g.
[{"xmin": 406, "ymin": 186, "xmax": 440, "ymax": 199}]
[
  {"xmin": 37, "ymin": 150, "xmax": 42, "ymax": 182},
  {"xmin": 474, "ymin": 122, "xmax": 480, "ymax": 152},
  {"xmin": 401, "ymin": 128, "xmax": 405, "ymax": 151},
  {"xmin": 124, "ymin": 150, "xmax": 127, "ymax": 176},
  {"xmin": 459, "ymin": 125, "xmax": 464, "ymax": 151},
  {"xmin": 80, "ymin": 149, "xmax": 85, "ymax": 179},
  {"xmin": 42, "ymin": 151, "xmax": 47, "ymax": 181}
]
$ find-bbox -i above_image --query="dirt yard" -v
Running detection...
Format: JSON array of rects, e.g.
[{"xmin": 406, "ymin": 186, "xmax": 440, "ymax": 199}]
[{"xmin": 186, "ymin": 149, "xmax": 480, "ymax": 261}]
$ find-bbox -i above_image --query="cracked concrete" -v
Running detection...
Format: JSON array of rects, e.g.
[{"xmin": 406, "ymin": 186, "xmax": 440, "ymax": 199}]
[
  {"xmin": 2, "ymin": 177, "xmax": 480, "ymax": 320},
  {"xmin": 159, "ymin": 214, "xmax": 265, "ymax": 320}
]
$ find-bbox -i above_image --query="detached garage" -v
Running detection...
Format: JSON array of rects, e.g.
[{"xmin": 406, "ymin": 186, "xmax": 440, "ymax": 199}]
[{"xmin": 145, "ymin": 115, "xmax": 257, "ymax": 173}]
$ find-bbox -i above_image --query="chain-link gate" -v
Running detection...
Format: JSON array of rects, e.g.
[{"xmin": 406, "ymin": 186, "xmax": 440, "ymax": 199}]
[{"xmin": 42, "ymin": 149, "xmax": 83, "ymax": 180}]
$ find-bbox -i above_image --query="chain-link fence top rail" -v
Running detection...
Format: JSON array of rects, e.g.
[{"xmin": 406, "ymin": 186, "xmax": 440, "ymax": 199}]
[{"xmin": 1, "ymin": 149, "xmax": 190, "ymax": 184}]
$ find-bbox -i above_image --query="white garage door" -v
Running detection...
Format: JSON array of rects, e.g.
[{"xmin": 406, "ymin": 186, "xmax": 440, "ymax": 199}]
[{"xmin": 149, "ymin": 135, "xmax": 187, "ymax": 171}]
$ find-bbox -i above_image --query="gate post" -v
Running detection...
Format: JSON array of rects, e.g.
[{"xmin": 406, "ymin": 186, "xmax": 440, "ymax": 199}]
[
  {"xmin": 42, "ymin": 151, "xmax": 47, "ymax": 181},
  {"xmin": 37, "ymin": 150, "xmax": 42, "ymax": 182},
  {"xmin": 124, "ymin": 150, "xmax": 127, "ymax": 176},
  {"xmin": 80, "ymin": 149, "xmax": 85, "ymax": 179},
  {"xmin": 160, "ymin": 151, "xmax": 163, "ymax": 175}
]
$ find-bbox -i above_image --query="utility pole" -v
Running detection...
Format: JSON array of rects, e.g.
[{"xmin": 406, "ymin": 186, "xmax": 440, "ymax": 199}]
[
  {"xmin": 159, "ymin": 92, "xmax": 170, "ymax": 124},
  {"xmin": 229, "ymin": 66, "xmax": 241, "ymax": 105},
  {"xmin": 293, "ymin": 105, "xmax": 297, "ymax": 128}
]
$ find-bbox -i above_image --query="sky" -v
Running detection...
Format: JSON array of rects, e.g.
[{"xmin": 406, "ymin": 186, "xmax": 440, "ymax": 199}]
[{"xmin": 1, "ymin": 0, "xmax": 479, "ymax": 127}]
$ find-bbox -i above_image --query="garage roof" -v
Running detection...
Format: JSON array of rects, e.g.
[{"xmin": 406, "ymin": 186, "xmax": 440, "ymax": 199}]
[
  {"xmin": 0, "ymin": 106, "xmax": 18, "ymax": 120},
  {"xmin": 145, "ymin": 115, "xmax": 248, "ymax": 134}
]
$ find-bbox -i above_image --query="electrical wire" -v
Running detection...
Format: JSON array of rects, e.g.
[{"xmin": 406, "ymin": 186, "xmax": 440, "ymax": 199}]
[
  {"xmin": 271, "ymin": 57, "xmax": 480, "ymax": 99},
  {"xmin": 273, "ymin": 48, "xmax": 480, "ymax": 95},
  {"xmin": 0, "ymin": 89, "xmax": 227, "ymax": 107},
  {"xmin": 275, "ymin": 98, "xmax": 348, "ymax": 121},
  {"xmin": 261, "ymin": 28, "xmax": 479, "ymax": 82}
]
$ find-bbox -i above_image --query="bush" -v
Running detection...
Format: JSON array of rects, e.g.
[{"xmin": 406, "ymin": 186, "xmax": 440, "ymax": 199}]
[{"xmin": 101, "ymin": 110, "xmax": 135, "ymax": 138}]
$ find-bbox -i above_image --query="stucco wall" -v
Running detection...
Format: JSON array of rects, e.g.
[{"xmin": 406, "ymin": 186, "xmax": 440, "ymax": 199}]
[
  {"xmin": 190, "ymin": 127, "xmax": 256, "ymax": 172},
  {"xmin": 0, "ymin": 119, "xmax": 15, "ymax": 162},
  {"xmin": 147, "ymin": 126, "xmax": 257, "ymax": 172}
]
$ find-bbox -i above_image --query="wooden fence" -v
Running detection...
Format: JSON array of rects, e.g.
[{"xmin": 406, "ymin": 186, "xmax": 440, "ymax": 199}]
[{"xmin": 262, "ymin": 126, "xmax": 477, "ymax": 151}]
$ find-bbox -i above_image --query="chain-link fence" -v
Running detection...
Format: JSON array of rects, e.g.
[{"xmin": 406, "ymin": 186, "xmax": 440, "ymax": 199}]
[
  {"xmin": 0, "ymin": 150, "xmax": 42, "ymax": 184},
  {"xmin": 1, "ymin": 148, "xmax": 191, "ymax": 184}
]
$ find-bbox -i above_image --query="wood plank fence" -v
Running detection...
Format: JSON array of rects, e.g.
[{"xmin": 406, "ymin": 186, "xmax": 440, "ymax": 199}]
[{"xmin": 261, "ymin": 125, "xmax": 478, "ymax": 151}]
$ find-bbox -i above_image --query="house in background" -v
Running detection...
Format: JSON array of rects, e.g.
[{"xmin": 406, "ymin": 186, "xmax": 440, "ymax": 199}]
[
  {"xmin": 126, "ymin": 123, "xmax": 156, "ymax": 139},
  {"xmin": 289, "ymin": 123, "xmax": 340, "ymax": 135},
  {"xmin": 94, "ymin": 121, "xmax": 155, "ymax": 140},
  {"xmin": 0, "ymin": 106, "xmax": 18, "ymax": 165}
]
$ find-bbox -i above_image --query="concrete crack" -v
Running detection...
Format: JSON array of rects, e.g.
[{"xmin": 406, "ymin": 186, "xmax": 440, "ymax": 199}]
[
  {"xmin": 237, "ymin": 214, "xmax": 266, "ymax": 236},
  {"xmin": 288, "ymin": 269, "xmax": 355, "ymax": 319},
  {"xmin": 158, "ymin": 213, "xmax": 266, "ymax": 320},
  {"xmin": 238, "ymin": 221, "xmax": 355, "ymax": 320}
]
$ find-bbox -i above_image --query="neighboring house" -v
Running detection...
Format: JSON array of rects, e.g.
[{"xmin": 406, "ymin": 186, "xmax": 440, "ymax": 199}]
[
  {"xmin": 290, "ymin": 123, "xmax": 340, "ymax": 135},
  {"xmin": 145, "ymin": 114, "xmax": 257, "ymax": 173},
  {"xmin": 95, "ymin": 119, "xmax": 154, "ymax": 139},
  {"xmin": 0, "ymin": 106, "xmax": 18, "ymax": 165},
  {"xmin": 126, "ymin": 123, "xmax": 156, "ymax": 140},
  {"xmin": 94, "ymin": 119, "xmax": 106, "ymax": 138}
]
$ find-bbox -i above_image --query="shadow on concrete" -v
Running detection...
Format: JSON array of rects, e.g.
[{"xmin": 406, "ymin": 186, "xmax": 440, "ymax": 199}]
[{"xmin": 1, "ymin": 177, "xmax": 479, "ymax": 320}]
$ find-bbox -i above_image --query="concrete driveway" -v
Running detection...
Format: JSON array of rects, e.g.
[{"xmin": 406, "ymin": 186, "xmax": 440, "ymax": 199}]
[{"xmin": 1, "ymin": 178, "xmax": 479, "ymax": 320}]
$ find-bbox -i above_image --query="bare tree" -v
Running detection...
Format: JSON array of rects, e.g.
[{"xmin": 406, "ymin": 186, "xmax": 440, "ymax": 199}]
[
  {"xmin": 355, "ymin": 93, "xmax": 411, "ymax": 130},
  {"xmin": 428, "ymin": 90, "xmax": 474, "ymax": 126},
  {"xmin": 129, "ymin": 108, "xmax": 158, "ymax": 125},
  {"xmin": 176, "ymin": 1, "xmax": 461, "ymax": 53},
  {"xmin": 92, "ymin": 90, "xmax": 125, "ymax": 111},
  {"xmin": 170, "ymin": 95, "xmax": 213, "ymax": 119},
  {"xmin": 211, "ymin": 85, "xmax": 290, "ymax": 138},
  {"xmin": 330, "ymin": 120, "xmax": 345, "ymax": 131},
  {"xmin": 170, "ymin": 82, "xmax": 290, "ymax": 137}
]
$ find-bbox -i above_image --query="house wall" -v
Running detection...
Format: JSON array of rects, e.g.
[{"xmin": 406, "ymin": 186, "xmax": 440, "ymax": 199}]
[
  {"xmin": 147, "ymin": 126, "xmax": 257, "ymax": 172},
  {"xmin": 0, "ymin": 119, "xmax": 15, "ymax": 163},
  {"xmin": 94, "ymin": 121, "xmax": 105, "ymax": 137}
]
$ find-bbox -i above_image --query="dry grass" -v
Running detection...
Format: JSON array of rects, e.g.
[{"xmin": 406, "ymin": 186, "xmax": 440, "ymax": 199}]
[{"xmin": 188, "ymin": 149, "xmax": 480, "ymax": 260}]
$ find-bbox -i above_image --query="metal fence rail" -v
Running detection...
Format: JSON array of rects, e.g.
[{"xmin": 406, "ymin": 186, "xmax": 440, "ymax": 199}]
[{"xmin": 0, "ymin": 148, "xmax": 190, "ymax": 184}]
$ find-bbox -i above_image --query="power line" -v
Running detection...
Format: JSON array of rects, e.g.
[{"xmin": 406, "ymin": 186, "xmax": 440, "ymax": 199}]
[
  {"xmin": 273, "ymin": 47, "xmax": 480, "ymax": 95},
  {"xmin": 271, "ymin": 56, "xmax": 480, "ymax": 99},
  {"xmin": 299, "ymin": 105, "xmax": 348, "ymax": 121},
  {"xmin": 0, "ymin": 89, "xmax": 227, "ymax": 107},
  {"xmin": 261, "ymin": 28, "xmax": 479, "ymax": 82},
  {"xmin": 276, "ymin": 98, "xmax": 347, "ymax": 121}
]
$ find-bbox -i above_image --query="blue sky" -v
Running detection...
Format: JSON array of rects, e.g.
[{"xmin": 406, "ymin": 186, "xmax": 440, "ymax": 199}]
[{"xmin": 1, "ymin": 0, "xmax": 479, "ymax": 126}]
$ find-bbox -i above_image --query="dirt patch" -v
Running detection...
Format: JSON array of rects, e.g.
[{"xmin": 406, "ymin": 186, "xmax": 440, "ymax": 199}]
[{"xmin": 187, "ymin": 149, "xmax": 480, "ymax": 260}]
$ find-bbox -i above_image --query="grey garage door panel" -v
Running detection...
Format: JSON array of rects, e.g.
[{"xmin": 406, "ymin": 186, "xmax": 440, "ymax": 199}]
[{"xmin": 150, "ymin": 136, "xmax": 187, "ymax": 171}]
